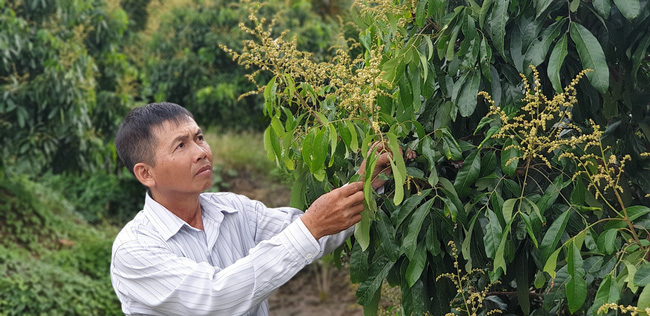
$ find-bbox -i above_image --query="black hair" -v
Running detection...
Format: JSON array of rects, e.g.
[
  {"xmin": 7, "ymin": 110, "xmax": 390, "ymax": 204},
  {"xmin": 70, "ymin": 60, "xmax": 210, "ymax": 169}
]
[{"xmin": 115, "ymin": 102, "xmax": 193, "ymax": 174}]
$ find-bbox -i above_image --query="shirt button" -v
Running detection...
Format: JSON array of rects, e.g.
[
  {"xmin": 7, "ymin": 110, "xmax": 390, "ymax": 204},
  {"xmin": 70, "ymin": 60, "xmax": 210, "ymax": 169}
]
[{"xmin": 306, "ymin": 253, "xmax": 314, "ymax": 260}]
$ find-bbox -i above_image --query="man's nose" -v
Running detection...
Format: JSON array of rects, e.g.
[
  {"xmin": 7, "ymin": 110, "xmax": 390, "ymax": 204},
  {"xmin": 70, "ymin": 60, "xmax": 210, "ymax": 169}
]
[{"xmin": 192, "ymin": 142, "xmax": 209, "ymax": 161}]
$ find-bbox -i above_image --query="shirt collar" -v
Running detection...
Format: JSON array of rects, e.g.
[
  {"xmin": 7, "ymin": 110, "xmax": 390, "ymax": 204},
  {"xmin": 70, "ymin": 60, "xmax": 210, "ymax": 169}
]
[{"xmin": 143, "ymin": 192, "xmax": 239, "ymax": 241}]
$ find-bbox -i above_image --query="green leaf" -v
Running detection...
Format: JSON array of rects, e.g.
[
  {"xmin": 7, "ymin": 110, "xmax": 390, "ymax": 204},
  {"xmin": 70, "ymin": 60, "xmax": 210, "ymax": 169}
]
[
  {"xmin": 515, "ymin": 253, "xmax": 530, "ymax": 315},
  {"xmin": 639, "ymin": 285, "xmax": 650, "ymax": 309},
  {"xmin": 363, "ymin": 147, "xmax": 379, "ymax": 218},
  {"xmin": 363, "ymin": 284, "xmax": 382, "ymax": 316},
  {"xmin": 502, "ymin": 198, "xmax": 517, "ymax": 224},
  {"xmin": 263, "ymin": 76, "xmax": 277, "ymax": 115},
  {"xmin": 263, "ymin": 126, "xmax": 275, "ymax": 161},
  {"xmin": 597, "ymin": 228, "xmax": 617, "ymax": 254},
  {"xmin": 479, "ymin": 0, "xmax": 493, "ymax": 28},
  {"xmin": 415, "ymin": 0, "xmax": 427, "ymax": 27},
  {"xmin": 312, "ymin": 128, "xmax": 328, "ymax": 174},
  {"xmin": 328, "ymin": 124, "xmax": 337, "ymax": 166},
  {"xmin": 624, "ymin": 260, "xmax": 639, "ymax": 292},
  {"xmin": 417, "ymin": 49, "xmax": 429, "ymax": 85},
  {"xmin": 548, "ymin": 34, "xmax": 568, "ymax": 93},
  {"xmin": 349, "ymin": 242, "xmax": 369, "ymax": 283},
  {"xmin": 290, "ymin": 170, "xmax": 307, "ymax": 208},
  {"xmin": 377, "ymin": 211, "xmax": 401, "ymax": 261},
  {"xmin": 569, "ymin": 0, "xmax": 580, "ymax": 12},
  {"xmin": 634, "ymin": 261, "xmax": 650, "ymax": 286},
  {"xmin": 426, "ymin": 221, "xmax": 441, "ymax": 256},
  {"xmin": 483, "ymin": 209, "xmax": 503, "ymax": 259},
  {"xmin": 501, "ymin": 138, "xmax": 520, "ymax": 177},
  {"xmin": 268, "ymin": 126, "xmax": 283, "ymax": 162},
  {"xmin": 523, "ymin": 197, "xmax": 543, "ymax": 223},
  {"xmin": 534, "ymin": 271, "xmax": 546, "ymax": 288},
  {"xmin": 566, "ymin": 241, "xmax": 587, "ymax": 313},
  {"xmin": 345, "ymin": 121, "xmax": 359, "ymax": 152},
  {"xmin": 525, "ymin": 19, "xmax": 565, "ymax": 67},
  {"xmin": 535, "ymin": 0, "xmax": 554, "ymax": 17},
  {"xmin": 446, "ymin": 24, "xmax": 461, "ymax": 61},
  {"xmin": 302, "ymin": 128, "xmax": 316, "ymax": 169},
  {"xmin": 462, "ymin": 213, "xmax": 480, "ymax": 270},
  {"xmin": 520, "ymin": 212, "xmax": 539, "ymax": 247},
  {"xmin": 540, "ymin": 209, "xmax": 571, "ymax": 262},
  {"xmin": 593, "ymin": 274, "xmax": 621, "ymax": 312},
  {"xmin": 458, "ymin": 71, "xmax": 481, "ymax": 117},
  {"xmin": 543, "ymin": 247, "xmax": 562, "ymax": 279},
  {"xmin": 612, "ymin": 0, "xmax": 640, "ymax": 20},
  {"xmin": 354, "ymin": 208, "xmax": 372, "ymax": 251},
  {"xmin": 356, "ymin": 255, "xmax": 395, "ymax": 305},
  {"xmin": 593, "ymin": 0, "xmax": 611, "ymax": 18},
  {"xmin": 393, "ymin": 189, "xmax": 430, "ymax": 227},
  {"xmin": 270, "ymin": 117, "xmax": 285, "ymax": 138},
  {"xmin": 626, "ymin": 205, "xmax": 650, "ymax": 221},
  {"xmin": 480, "ymin": 150, "xmax": 497, "ymax": 176},
  {"xmin": 493, "ymin": 217, "xmax": 513, "ymax": 275},
  {"xmin": 388, "ymin": 156, "xmax": 404, "ymax": 206},
  {"xmin": 632, "ymin": 35, "xmax": 650, "ymax": 85},
  {"xmin": 402, "ymin": 199, "xmax": 434, "ymax": 260},
  {"xmin": 479, "ymin": 36, "xmax": 493, "ymax": 81},
  {"xmin": 387, "ymin": 133, "xmax": 407, "ymax": 205},
  {"xmin": 401, "ymin": 278, "xmax": 427, "ymax": 315},
  {"xmin": 571, "ymin": 179, "xmax": 586, "ymax": 205},
  {"xmin": 454, "ymin": 150, "xmax": 481, "ymax": 197},
  {"xmin": 569, "ymin": 22, "xmax": 609, "ymax": 94},
  {"xmin": 406, "ymin": 242, "xmax": 427, "ymax": 287},
  {"xmin": 478, "ymin": 125, "xmax": 500, "ymax": 148},
  {"xmin": 487, "ymin": 0, "xmax": 510, "ymax": 58},
  {"xmin": 442, "ymin": 128, "xmax": 462, "ymax": 161}
]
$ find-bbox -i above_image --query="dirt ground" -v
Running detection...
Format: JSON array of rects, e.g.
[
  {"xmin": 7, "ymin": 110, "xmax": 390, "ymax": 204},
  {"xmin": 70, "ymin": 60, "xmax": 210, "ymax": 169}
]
[{"xmin": 224, "ymin": 172, "xmax": 364, "ymax": 316}]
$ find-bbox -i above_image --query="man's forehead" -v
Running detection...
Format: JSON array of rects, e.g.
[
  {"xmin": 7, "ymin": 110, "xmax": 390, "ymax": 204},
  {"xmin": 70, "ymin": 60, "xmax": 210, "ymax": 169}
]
[{"xmin": 153, "ymin": 116, "xmax": 199, "ymax": 139}]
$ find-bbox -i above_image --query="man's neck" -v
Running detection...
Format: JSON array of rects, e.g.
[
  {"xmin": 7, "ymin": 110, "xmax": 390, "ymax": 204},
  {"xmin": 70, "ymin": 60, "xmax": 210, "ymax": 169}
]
[{"xmin": 149, "ymin": 190, "xmax": 204, "ymax": 230}]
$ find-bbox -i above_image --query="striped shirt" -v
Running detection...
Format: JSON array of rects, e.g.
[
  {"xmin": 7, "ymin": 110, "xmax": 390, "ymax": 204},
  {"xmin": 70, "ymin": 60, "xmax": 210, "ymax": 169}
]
[{"xmin": 110, "ymin": 192, "xmax": 353, "ymax": 315}]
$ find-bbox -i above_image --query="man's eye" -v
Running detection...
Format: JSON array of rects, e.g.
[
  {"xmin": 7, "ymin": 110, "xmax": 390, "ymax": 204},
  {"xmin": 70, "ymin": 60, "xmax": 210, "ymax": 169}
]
[
  {"xmin": 197, "ymin": 135, "xmax": 204, "ymax": 141},
  {"xmin": 177, "ymin": 142, "xmax": 184, "ymax": 149}
]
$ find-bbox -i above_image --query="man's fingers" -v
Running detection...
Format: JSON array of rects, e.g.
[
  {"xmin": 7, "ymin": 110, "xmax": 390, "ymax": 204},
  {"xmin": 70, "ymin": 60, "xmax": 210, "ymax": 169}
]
[
  {"xmin": 340, "ymin": 181, "xmax": 364, "ymax": 196},
  {"xmin": 349, "ymin": 213, "xmax": 363, "ymax": 225}
]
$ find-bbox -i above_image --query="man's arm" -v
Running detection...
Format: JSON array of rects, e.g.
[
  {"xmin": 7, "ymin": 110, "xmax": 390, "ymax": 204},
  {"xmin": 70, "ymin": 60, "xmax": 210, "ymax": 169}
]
[
  {"xmin": 248, "ymin": 182, "xmax": 365, "ymax": 258},
  {"xmin": 111, "ymin": 216, "xmax": 321, "ymax": 316}
]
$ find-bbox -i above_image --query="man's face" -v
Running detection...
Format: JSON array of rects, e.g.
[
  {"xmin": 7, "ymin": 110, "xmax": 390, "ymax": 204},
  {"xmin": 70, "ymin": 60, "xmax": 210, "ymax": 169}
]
[{"xmin": 147, "ymin": 117, "xmax": 213, "ymax": 198}]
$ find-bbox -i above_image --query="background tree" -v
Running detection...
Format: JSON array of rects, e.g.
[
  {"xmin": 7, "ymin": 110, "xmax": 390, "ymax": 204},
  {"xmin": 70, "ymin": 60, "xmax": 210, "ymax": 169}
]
[{"xmin": 0, "ymin": 0, "xmax": 135, "ymax": 176}]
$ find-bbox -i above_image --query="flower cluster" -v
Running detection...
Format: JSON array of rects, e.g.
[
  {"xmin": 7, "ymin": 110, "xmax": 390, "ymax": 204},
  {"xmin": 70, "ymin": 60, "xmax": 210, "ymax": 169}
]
[
  {"xmin": 480, "ymin": 65, "xmax": 642, "ymax": 201},
  {"xmin": 481, "ymin": 65, "xmax": 597, "ymax": 170},
  {"xmin": 597, "ymin": 303, "xmax": 650, "ymax": 315},
  {"xmin": 437, "ymin": 241, "xmax": 502, "ymax": 316},
  {"xmin": 221, "ymin": 0, "xmax": 393, "ymax": 128}
]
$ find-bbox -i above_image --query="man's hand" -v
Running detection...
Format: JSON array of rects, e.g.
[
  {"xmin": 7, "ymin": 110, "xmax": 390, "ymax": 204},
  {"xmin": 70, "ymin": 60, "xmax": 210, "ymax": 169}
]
[
  {"xmin": 301, "ymin": 181, "xmax": 365, "ymax": 240},
  {"xmin": 357, "ymin": 142, "xmax": 417, "ymax": 190}
]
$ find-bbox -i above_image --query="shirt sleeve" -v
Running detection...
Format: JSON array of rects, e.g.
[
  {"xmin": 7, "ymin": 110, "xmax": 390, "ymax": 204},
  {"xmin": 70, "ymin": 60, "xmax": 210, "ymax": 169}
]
[
  {"xmin": 111, "ymin": 218, "xmax": 320, "ymax": 316},
  {"xmin": 244, "ymin": 196, "xmax": 354, "ymax": 260}
]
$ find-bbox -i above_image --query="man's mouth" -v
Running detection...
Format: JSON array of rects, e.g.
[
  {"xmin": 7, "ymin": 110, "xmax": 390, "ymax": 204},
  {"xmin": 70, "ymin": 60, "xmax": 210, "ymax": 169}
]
[{"xmin": 195, "ymin": 165, "xmax": 213, "ymax": 176}]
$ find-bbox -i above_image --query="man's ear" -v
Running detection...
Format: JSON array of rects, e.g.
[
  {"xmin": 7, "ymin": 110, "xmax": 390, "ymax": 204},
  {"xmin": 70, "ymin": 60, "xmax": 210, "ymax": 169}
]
[{"xmin": 133, "ymin": 162, "xmax": 155, "ymax": 188}]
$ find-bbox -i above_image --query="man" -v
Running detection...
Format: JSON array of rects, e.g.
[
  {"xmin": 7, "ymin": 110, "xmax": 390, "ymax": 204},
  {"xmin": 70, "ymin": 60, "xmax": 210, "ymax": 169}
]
[{"xmin": 110, "ymin": 102, "xmax": 394, "ymax": 315}]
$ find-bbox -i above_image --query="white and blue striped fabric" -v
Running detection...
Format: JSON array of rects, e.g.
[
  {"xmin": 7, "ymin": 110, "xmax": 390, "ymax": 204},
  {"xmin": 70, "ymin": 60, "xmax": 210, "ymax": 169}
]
[{"xmin": 110, "ymin": 192, "xmax": 353, "ymax": 315}]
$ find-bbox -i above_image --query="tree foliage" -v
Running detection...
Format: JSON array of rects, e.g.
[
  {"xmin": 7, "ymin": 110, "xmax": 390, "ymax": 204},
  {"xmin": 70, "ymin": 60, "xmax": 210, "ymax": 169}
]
[
  {"xmin": 0, "ymin": 0, "xmax": 135, "ymax": 177},
  {"xmin": 231, "ymin": 0, "xmax": 650, "ymax": 314}
]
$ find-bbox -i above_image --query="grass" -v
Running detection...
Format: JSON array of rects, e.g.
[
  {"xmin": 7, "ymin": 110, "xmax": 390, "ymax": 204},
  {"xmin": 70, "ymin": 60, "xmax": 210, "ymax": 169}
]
[{"xmin": 205, "ymin": 129, "xmax": 281, "ymax": 176}]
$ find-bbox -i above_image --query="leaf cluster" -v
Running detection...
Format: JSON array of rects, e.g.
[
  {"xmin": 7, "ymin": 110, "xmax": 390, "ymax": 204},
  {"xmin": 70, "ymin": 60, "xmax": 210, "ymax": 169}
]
[{"xmin": 231, "ymin": 0, "xmax": 650, "ymax": 314}]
